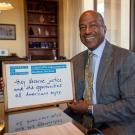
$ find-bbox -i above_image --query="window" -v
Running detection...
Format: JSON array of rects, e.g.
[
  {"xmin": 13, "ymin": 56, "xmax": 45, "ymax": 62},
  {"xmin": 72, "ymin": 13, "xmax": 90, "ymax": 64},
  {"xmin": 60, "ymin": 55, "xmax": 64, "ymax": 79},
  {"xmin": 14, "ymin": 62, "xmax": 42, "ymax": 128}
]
[{"xmin": 95, "ymin": 0, "xmax": 130, "ymax": 49}]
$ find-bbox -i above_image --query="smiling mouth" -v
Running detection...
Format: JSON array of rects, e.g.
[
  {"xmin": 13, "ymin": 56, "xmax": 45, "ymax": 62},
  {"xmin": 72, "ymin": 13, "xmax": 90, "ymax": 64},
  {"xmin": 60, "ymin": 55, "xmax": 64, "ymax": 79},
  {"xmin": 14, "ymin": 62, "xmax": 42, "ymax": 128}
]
[{"xmin": 85, "ymin": 35, "xmax": 95, "ymax": 42}]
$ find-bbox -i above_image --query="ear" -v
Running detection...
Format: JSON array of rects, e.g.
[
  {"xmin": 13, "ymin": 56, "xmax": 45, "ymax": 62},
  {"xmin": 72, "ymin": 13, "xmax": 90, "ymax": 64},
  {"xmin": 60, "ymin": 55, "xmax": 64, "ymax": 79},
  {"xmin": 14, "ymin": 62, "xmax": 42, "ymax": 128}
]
[{"xmin": 104, "ymin": 25, "xmax": 107, "ymax": 34}]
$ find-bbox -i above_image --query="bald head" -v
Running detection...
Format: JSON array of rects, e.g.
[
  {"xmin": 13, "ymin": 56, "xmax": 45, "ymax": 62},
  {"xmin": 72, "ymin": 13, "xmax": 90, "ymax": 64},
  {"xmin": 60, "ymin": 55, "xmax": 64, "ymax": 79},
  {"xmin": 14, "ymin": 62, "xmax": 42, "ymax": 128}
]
[{"xmin": 79, "ymin": 10, "xmax": 105, "ymax": 26}]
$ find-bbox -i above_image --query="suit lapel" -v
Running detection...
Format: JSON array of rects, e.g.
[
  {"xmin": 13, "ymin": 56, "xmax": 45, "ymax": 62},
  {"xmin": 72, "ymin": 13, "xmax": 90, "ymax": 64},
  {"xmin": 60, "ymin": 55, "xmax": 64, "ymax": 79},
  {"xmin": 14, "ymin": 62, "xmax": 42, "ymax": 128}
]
[
  {"xmin": 72, "ymin": 50, "xmax": 88, "ymax": 100},
  {"xmin": 96, "ymin": 41, "xmax": 113, "ymax": 102}
]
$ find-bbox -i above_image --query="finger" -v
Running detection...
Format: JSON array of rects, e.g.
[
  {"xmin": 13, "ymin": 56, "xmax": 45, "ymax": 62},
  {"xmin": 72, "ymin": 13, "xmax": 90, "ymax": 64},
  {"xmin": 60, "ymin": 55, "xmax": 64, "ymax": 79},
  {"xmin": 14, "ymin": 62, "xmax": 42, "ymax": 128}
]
[{"xmin": 67, "ymin": 102, "xmax": 73, "ymax": 107}]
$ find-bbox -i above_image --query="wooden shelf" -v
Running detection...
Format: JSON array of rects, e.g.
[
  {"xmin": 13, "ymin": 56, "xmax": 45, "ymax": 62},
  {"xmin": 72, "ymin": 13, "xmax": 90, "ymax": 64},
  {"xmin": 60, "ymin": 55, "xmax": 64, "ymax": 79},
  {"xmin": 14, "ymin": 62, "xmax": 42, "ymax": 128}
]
[
  {"xmin": 28, "ymin": 23, "xmax": 57, "ymax": 26},
  {"xmin": 28, "ymin": 10, "xmax": 56, "ymax": 14},
  {"xmin": 29, "ymin": 48, "xmax": 58, "ymax": 50},
  {"xmin": 29, "ymin": 36, "xmax": 57, "ymax": 38},
  {"xmin": 24, "ymin": 0, "xmax": 59, "ymax": 59}
]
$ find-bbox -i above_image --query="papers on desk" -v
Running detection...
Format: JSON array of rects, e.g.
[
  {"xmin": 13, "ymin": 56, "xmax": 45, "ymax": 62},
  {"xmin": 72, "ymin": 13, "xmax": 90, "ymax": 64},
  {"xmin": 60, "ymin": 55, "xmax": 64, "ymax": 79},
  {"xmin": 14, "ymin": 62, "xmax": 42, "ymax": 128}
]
[
  {"xmin": 4, "ymin": 122, "xmax": 84, "ymax": 135},
  {"xmin": 7, "ymin": 107, "xmax": 72, "ymax": 133}
]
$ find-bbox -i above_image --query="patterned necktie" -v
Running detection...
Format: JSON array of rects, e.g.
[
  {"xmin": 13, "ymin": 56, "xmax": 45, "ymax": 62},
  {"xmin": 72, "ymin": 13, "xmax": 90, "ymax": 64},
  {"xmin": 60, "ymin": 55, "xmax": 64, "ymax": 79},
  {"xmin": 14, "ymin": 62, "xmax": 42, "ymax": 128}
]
[
  {"xmin": 84, "ymin": 53, "xmax": 93, "ymax": 104},
  {"xmin": 83, "ymin": 53, "xmax": 94, "ymax": 129}
]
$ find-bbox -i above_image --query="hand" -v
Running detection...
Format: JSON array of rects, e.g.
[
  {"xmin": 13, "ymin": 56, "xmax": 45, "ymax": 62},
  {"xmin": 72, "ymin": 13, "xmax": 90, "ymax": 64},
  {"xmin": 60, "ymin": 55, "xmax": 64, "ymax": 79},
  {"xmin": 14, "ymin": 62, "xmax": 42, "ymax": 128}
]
[{"xmin": 68, "ymin": 100, "xmax": 89, "ymax": 114}]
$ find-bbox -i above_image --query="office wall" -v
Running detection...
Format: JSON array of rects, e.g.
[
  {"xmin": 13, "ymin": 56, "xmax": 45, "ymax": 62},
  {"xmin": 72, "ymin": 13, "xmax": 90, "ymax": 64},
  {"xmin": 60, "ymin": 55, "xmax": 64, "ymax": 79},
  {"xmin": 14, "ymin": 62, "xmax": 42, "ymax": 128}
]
[{"xmin": 0, "ymin": 0, "xmax": 26, "ymax": 57}]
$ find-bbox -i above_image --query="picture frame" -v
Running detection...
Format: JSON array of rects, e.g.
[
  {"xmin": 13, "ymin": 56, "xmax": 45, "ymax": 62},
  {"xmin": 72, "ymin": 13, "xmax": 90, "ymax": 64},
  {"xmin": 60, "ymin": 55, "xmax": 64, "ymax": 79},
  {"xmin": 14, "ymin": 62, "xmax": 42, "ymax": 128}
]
[{"xmin": 0, "ymin": 24, "xmax": 16, "ymax": 40}]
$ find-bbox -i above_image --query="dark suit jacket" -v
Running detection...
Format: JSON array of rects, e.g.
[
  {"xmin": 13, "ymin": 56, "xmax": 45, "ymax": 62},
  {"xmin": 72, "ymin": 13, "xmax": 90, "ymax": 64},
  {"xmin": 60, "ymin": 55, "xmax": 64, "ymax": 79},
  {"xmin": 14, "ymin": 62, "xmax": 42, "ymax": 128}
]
[{"xmin": 71, "ymin": 40, "xmax": 135, "ymax": 124}]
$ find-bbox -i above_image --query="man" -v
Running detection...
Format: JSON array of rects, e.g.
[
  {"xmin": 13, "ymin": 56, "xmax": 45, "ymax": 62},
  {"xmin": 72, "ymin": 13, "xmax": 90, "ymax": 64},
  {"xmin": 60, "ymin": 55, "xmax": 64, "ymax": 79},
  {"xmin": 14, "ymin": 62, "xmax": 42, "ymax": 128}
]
[{"xmin": 66, "ymin": 10, "xmax": 135, "ymax": 130}]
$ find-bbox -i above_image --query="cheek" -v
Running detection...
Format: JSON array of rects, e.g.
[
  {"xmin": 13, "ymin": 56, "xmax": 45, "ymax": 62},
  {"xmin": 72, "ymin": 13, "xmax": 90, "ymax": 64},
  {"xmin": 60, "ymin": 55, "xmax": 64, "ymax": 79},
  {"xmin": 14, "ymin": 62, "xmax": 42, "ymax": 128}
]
[
  {"xmin": 80, "ymin": 33, "xmax": 85, "ymax": 40},
  {"xmin": 99, "ymin": 28, "xmax": 106, "ymax": 37},
  {"xmin": 80, "ymin": 31, "xmax": 84, "ymax": 36}
]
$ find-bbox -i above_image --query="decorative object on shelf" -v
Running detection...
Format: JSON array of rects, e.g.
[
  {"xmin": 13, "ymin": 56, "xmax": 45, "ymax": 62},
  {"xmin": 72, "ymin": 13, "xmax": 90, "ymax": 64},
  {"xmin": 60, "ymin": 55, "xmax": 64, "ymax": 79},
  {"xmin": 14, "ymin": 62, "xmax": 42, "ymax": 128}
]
[
  {"xmin": 28, "ymin": 27, "xmax": 34, "ymax": 36},
  {"xmin": 37, "ymin": 27, "xmax": 41, "ymax": 36},
  {"xmin": 41, "ymin": 42, "xmax": 46, "ymax": 48},
  {"xmin": 53, "ymin": 41, "xmax": 57, "ymax": 48},
  {"xmin": 29, "ymin": 41, "xmax": 57, "ymax": 49},
  {"xmin": 52, "ymin": 49, "xmax": 57, "ymax": 60},
  {"xmin": 37, "ymin": 2, "xmax": 46, "ymax": 11},
  {"xmin": 0, "ymin": 24, "xmax": 16, "ymax": 40},
  {"xmin": 47, "ymin": 15, "xmax": 56, "ymax": 23},
  {"xmin": 44, "ymin": 29, "xmax": 49, "ymax": 36},
  {"xmin": 30, "ymin": 42, "xmax": 41, "ymax": 48},
  {"xmin": 39, "ymin": 15, "xmax": 45, "ymax": 23}
]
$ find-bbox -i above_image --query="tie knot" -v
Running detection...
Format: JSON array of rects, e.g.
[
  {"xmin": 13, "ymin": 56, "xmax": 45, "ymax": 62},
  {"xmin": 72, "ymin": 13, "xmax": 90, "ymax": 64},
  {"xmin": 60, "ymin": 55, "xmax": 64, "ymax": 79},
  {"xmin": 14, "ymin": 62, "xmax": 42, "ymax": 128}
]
[{"xmin": 89, "ymin": 51, "xmax": 94, "ymax": 57}]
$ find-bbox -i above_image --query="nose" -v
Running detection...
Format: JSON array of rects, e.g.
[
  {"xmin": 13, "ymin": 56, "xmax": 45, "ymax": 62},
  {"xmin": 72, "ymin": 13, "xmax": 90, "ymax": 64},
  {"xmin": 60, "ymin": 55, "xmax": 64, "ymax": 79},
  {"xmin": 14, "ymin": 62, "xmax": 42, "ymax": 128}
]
[{"xmin": 85, "ymin": 26, "xmax": 92, "ymax": 34}]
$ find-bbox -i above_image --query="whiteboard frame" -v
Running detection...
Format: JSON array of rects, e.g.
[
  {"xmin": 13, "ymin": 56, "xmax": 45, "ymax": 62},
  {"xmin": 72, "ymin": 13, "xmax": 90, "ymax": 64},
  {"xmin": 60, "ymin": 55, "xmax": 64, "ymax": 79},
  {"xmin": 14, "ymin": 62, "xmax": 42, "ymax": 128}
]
[{"xmin": 3, "ymin": 60, "xmax": 75, "ymax": 112}]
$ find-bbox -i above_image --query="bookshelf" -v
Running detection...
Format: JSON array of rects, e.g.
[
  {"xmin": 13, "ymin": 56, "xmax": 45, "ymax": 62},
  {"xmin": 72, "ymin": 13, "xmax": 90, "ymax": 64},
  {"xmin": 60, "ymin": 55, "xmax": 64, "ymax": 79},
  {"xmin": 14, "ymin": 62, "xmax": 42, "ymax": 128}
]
[{"xmin": 24, "ymin": 0, "xmax": 59, "ymax": 59}]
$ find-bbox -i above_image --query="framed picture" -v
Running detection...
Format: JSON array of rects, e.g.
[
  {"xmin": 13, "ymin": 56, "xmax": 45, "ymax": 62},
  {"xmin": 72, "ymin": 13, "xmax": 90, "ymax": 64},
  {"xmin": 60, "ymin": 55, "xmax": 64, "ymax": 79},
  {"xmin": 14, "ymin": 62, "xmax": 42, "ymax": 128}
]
[{"xmin": 0, "ymin": 24, "xmax": 16, "ymax": 40}]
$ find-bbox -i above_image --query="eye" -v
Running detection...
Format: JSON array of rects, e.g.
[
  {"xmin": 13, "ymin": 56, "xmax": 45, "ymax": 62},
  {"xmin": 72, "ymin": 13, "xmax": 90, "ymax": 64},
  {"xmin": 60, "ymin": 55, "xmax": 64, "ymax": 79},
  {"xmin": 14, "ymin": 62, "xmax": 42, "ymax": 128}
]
[
  {"xmin": 90, "ymin": 24, "xmax": 98, "ymax": 29},
  {"xmin": 79, "ymin": 25, "xmax": 86, "ymax": 30}
]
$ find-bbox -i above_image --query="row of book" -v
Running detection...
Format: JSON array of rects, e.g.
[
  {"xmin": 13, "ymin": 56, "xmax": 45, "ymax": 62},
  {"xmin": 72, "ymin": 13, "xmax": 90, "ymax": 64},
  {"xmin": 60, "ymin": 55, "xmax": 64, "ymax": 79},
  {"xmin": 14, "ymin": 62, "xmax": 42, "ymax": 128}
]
[{"xmin": 29, "ymin": 41, "xmax": 57, "ymax": 49}]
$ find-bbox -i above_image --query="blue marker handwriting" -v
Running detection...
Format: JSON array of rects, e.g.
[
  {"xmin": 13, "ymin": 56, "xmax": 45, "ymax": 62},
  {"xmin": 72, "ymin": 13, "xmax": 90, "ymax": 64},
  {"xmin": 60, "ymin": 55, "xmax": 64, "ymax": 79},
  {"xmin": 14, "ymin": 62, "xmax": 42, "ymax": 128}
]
[{"xmin": 13, "ymin": 77, "xmax": 63, "ymax": 98}]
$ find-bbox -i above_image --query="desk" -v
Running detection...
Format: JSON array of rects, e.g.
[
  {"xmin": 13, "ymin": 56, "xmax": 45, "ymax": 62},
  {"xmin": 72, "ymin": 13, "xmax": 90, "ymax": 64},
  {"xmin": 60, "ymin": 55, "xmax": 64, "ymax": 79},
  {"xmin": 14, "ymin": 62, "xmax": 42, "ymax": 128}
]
[
  {"xmin": 0, "ymin": 101, "xmax": 86, "ymax": 135},
  {"xmin": 0, "ymin": 101, "xmax": 135, "ymax": 135},
  {"xmin": 0, "ymin": 100, "xmax": 4, "ymax": 122}
]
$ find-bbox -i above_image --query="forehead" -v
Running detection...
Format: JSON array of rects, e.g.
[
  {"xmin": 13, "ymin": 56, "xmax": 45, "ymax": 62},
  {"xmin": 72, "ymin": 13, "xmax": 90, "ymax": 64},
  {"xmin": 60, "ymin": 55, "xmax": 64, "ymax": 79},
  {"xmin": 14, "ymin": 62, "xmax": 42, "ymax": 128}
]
[{"xmin": 79, "ymin": 12, "xmax": 100, "ymax": 25}]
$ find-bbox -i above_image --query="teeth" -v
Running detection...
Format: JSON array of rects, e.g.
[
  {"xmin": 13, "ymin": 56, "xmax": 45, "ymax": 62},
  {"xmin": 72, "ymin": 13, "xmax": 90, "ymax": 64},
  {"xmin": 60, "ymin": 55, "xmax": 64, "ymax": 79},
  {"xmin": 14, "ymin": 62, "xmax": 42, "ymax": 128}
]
[
  {"xmin": 86, "ymin": 37, "xmax": 94, "ymax": 39},
  {"xmin": 85, "ymin": 36, "xmax": 95, "ymax": 41}
]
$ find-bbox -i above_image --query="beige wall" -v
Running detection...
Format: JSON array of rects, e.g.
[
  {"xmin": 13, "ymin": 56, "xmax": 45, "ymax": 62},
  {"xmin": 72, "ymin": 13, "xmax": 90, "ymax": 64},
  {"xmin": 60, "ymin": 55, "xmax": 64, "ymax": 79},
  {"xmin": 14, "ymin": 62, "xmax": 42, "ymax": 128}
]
[{"xmin": 0, "ymin": 0, "xmax": 26, "ymax": 57}]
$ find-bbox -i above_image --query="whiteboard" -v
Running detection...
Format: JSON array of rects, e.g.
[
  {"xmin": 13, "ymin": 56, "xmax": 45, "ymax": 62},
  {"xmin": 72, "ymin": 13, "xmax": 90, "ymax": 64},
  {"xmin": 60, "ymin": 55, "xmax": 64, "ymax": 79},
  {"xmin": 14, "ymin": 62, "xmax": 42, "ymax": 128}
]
[{"xmin": 3, "ymin": 60, "xmax": 74, "ymax": 112}]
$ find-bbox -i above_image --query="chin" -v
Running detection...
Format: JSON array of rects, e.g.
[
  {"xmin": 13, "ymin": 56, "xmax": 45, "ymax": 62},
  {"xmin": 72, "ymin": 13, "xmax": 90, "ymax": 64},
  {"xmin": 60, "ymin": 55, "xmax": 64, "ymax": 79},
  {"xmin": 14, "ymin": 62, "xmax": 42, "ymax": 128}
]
[{"xmin": 86, "ymin": 44, "xmax": 97, "ymax": 50}]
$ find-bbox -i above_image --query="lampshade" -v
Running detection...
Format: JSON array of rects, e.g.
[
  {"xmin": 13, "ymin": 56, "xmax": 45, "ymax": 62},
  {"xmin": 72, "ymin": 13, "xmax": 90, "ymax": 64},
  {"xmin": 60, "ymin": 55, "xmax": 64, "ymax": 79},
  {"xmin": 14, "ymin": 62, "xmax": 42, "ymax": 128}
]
[{"xmin": 0, "ymin": 2, "xmax": 14, "ymax": 10}]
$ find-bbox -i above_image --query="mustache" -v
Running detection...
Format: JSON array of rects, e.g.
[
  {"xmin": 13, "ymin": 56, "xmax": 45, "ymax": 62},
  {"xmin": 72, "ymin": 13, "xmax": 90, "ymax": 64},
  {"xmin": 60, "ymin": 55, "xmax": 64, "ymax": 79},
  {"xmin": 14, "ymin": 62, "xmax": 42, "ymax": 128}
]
[
  {"xmin": 82, "ymin": 33, "xmax": 96, "ymax": 39},
  {"xmin": 84, "ymin": 33, "xmax": 96, "ymax": 36}
]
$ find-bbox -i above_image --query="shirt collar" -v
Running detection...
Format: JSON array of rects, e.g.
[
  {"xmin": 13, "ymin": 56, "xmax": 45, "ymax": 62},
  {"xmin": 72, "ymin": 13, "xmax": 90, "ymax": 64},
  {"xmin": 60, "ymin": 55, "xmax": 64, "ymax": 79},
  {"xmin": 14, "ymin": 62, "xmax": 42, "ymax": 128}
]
[{"xmin": 88, "ymin": 39, "xmax": 106, "ymax": 57}]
